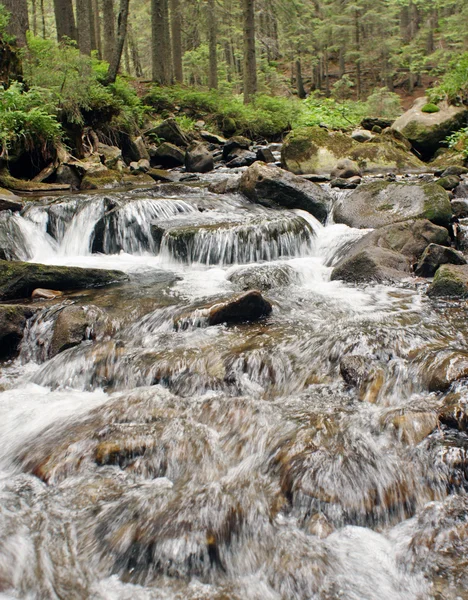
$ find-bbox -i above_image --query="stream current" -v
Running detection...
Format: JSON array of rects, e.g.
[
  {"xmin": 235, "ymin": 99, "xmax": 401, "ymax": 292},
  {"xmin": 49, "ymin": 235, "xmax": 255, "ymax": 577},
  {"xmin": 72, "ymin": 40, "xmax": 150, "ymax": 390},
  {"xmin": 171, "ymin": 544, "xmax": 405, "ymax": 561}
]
[{"xmin": 1, "ymin": 180, "xmax": 468, "ymax": 599}]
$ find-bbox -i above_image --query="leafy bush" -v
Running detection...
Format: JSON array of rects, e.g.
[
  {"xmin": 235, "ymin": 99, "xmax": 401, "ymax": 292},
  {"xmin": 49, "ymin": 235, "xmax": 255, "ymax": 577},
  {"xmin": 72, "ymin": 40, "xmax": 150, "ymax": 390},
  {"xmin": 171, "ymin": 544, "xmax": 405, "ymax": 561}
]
[
  {"xmin": 145, "ymin": 86, "xmax": 299, "ymax": 138},
  {"xmin": 446, "ymin": 127, "xmax": 468, "ymax": 157},
  {"xmin": 365, "ymin": 88, "xmax": 402, "ymax": 119},
  {"xmin": 421, "ymin": 103, "xmax": 440, "ymax": 113},
  {"xmin": 0, "ymin": 82, "xmax": 62, "ymax": 157},
  {"xmin": 22, "ymin": 34, "xmax": 145, "ymax": 133},
  {"xmin": 429, "ymin": 52, "xmax": 468, "ymax": 104}
]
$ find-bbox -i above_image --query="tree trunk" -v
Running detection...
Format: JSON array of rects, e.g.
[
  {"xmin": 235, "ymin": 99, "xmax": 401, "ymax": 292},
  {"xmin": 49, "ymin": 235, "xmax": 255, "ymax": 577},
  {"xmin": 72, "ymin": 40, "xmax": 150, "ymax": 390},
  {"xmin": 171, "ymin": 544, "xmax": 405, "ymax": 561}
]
[
  {"xmin": 152, "ymin": 0, "xmax": 171, "ymax": 84},
  {"xmin": 354, "ymin": 8, "xmax": 361, "ymax": 100},
  {"xmin": 91, "ymin": 0, "xmax": 102, "ymax": 57},
  {"xmin": 31, "ymin": 0, "xmax": 38, "ymax": 35},
  {"xmin": 102, "ymin": 0, "xmax": 116, "ymax": 63},
  {"xmin": 164, "ymin": 0, "xmax": 173, "ymax": 83},
  {"xmin": 128, "ymin": 24, "xmax": 143, "ymax": 77},
  {"xmin": 53, "ymin": 0, "xmax": 77, "ymax": 42},
  {"xmin": 76, "ymin": 0, "xmax": 92, "ymax": 54},
  {"xmin": 242, "ymin": 0, "xmax": 257, "ymax": 104},
  {"xmin": 207, "ymin": 0, "xmax": 218, "ymax": 89},
  {"xmin": 296, "ymin": 59, "xmax": 306, "ymax": 99},
  {"xmin": 40, "ymin": 0, "xmax": 46, "ymax": 37},
  {"xmin": 170, "ymin": 0, "xmax": 183, "ymax": 83},
  {"xmin": 3, "ymin": 0, "xmax": 30, "ymax": 47},
  {"xmin": 105, "ymin": 0, "xmax": 130, "ymax": 84}
]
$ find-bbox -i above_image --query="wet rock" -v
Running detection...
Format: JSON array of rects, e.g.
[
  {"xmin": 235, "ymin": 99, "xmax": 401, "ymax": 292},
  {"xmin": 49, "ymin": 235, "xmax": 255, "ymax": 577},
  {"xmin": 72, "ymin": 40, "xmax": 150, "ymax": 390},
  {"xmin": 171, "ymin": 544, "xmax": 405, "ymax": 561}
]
[
  {"xmin": 256, "ymin": 147, "xmax": 275, "ymax": 163},
  {"xmin": 361, "ymin": 117, "xmax": 394, "ymax": 131},
  {"xmin": 281, "ymin": 126, "xmax": 425, "ymax": 175},
  {"xmin": 239, "ymin": 162, "xmax": 331, "ymax": 223},
  {"xmin": 223, "ymin": 136, "xmax": 252, "ymax": 160},
  {"xmin": 331, "ymin": 219, "xmax": 449, "ymax": 283},
  {"xmin": 352, "ymin": 130, "xmax": 373, "ymax": 143},
  {"xmin": 442, "ymin": 166, "xmax": 468, "ymax": 177},
  {"xmin": 451, "ymin": 198, "xmax": 468, "ymax": 218},
  {"xmin": 437, "ymin": 393, "xmax": 468, "ymax": 431},
  {"xmin": 80, "ymin": 168, "xmax": 123, "ymax": 190},
  {"xmin": 0, "ymin": 259, "xmax": 128, "ymax": 300},
  {"xmin": 226, "ymin": 149, "xmax": 257, "ymax": 168},
  {"xmin": 305, "ymin": 513, "xmax": 334, "ymax": 538},
  {"xmin": 185, "ymin": 142, "xmax": 214, "ymax": 173},
  {"xmin": 427, "ymin": 264, "xmax": 468, "ymax": 298},
  {"xmin": 414, "ymin": 244, "xmax": 466, "ymax": 277},
  {"xmin": 153, "ymin": 142, "xmax": 185, "ymax": 167},
  {"xmin": 392, "ymin": 97, "xmax": 468, "ymax": 159},
  {"xmin": 147, "ymin": 168, "xmax": 179, "ymax": 183},
  {"xmin": 454, "ymin": 180, "xmax": 468, "ymax": 199},
  {"xmin": 208, "ymin": 177, "xmax": 240, "ymax": 194},
  {"xmin": 227, "ymin": 263, "xmax": 299, "ymax": 291},
  {"xmin": 129, "ymin": 135, "xmax": 151, "ymax": 161},
  {"xmin": 49, "ymin": 305, "xmax": 95, "ymax": 357},
  {"xmin": 330, "ymin": 158, "xmax": 361, "ymax": 179},
  {"xmin": 333, "ymin": 180, "xmax": 452, "ymax": 229},
  {"xmin": 200, "ymin": 131, "xmax": 227, "ymax": 145},
  {"xmin": 129, "ymin": 159, "xmax": 150, "ymax": 173},
  {"xmin": 330, "ymin": 177, "xmax": 361, "ymax": 189},
  {"xmin": 339, "ymin": 355, "xmax": 384, "ymax": 403},
  {"xmin": 0, "ymin": 212, "xmax": 32, "ymax": 261},
  {"xmin": 0, "ymin": 188, "xmax": 22, "ymax": 212},
  {"xmin": 385, "ymin": 411, "xmax": 438, "ymax": 445},
  {"xmin": 97, "ymin": 143, "xmax": 123, "ymax": 169},
  {"xmin": 55, "ymin": 165, "xmax": 82, "ymax": 189},
  {"xmin": 31, "ymin": 288, "xmax": 64, "ymax": 300},
  {"xmin": 437, "ymin": 174, "xmax": 460, "ymax": 190},
  {"xmin": 176, "ymin": 291, "xmax": 273, "ymax": 329},
  {"xmin": 428, "ymin": 352, "xmax": 468, "ymax": 392},
  {"xmin": 147, "ymin": 119, "xmax": 189, "ymax": 148},
  {"xmin": 0, "ymin": 304, "xmax": 35, "ymax": 360}
]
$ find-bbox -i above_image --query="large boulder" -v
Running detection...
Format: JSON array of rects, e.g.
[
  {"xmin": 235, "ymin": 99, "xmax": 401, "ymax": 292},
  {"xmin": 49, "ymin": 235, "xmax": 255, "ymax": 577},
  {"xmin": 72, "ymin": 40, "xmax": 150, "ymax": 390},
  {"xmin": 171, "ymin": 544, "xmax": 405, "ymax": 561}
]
[
  {"xmin": 427, "ymin": 264, "xmax": 468, "ymax": 298},
  {"xmin": 185, "ymin": 142, "xmax": 214, "ymax": 173},
  {"xmin": 147, "ymin": 119, "xmax": 189, "ymax": 148},
  {"xmin": 0, "ymin": 304, "xmax": 36, "ymax": 360},
  {"xmin": 0, "ymin": 188, "xmax": 22, "ymax": 212},
  {"xmin": 153, "ymin": 142, "xmax": 185, "ymax": 167},
  {"xmin": 0, "ymin": 260, "xmax": 128, "ymax": 300},
  {"xmin": 49, "ymin": 305, "xmax": 97, "ymax": 357},
  {"xmin": 392, "ymin": 97, "xmax": 468, "ymax": 159},
  {"xmin": 414, "ymin": 244, "xmax": 466, "ymax": 277},
  {"xmin": 281, "ymin": 126, "xmax": 425, "ymax": 175},
  {"xmin": 331, "ymin": 219, "xmax": 449, "ymax": 284},
  {"xmin": 239, "ymin": 162, "xmax": 331, "ymax": 223},
  {"xmin": 333, "ymin": 180, "xmax": 452, "ymax": 229}
]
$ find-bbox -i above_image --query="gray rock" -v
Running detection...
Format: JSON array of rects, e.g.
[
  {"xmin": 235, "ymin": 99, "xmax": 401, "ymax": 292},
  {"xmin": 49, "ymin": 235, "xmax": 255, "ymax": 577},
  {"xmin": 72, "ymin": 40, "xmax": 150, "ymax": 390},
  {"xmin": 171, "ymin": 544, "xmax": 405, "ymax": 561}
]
[
  {"xmin": 200, "ymin": 131, "xmax": 227, "ymax": 145},
  {"xmin": 437, "ymin": 175, "xmax": 460, "ymax": 190},
  {"xmin": 0, "ymin": 304, "xmax": 36, "ymax": 360},
  {"xmin": 331, "ymin": 246, "xmax": 411, "ymax": 284},
  {"xmin": 330, "ymin": 177, "xmax": 361, "ymax": 189},
  {"xmin": 0, "ymin": 189, "xmax": 22, "ymax": 212},
  {"xmin": 256, "ymin": 147, "xmax": 276, "ymax": 163},
  {"xmin": 330, "ymin": 158, "xmax": 362, "ymax": 179},
  {"xmin": 226, "ymin": 149, "xmax": 257, "ymax": 168},
  {"xmin": 147, "ymin": 119, "xmax": 189, "ymax": 148},
  {"xmin": 415, "ymin": 244, "xmax": 466, "ymax": 277},
  {"xmin": 451, "ymin": 199, "xmax": 468, "ymax": 218},
  {"xmin": 153, "ymin": 142, "xmax": 185, "ymax": 167},
  {"xmin": 223, "ymin": 136, "xmax": 252, "ymax": 160},
  {"xmin": 208, "ymin": 177, "xmax": 240, "ymax": 194},
  {"xmin": 185, "ymin": 142, "xmax": 214, "ymax": 173},
  {"xmin": 441, "ymin": 166, "xmax": 468, "ymax": 177},
  {"xmin": 227, "ymin": 263, "xmax": 299, "ymax": 291},
  {"xmin": 129, "ymin": 136, "xmax": 151, "ymax": 161},
  {"xmin": 50, "ymin": 305, "xmax": 94, "ymax": 357},
  {"xmin": 97, "ymin": 143, "xmax": 123, "ymax": 169},
  {"xmin": 333, "ymin": 180, "xmax": 452, "ymax": 229},
  {"xmin": 55, "ymin": 165, "xmax": 82, "ymax": 189},
  {"xmin": 0, "ymin": 260, "xmax": 128, "ymax": 301},
  {"xmin": 352, "ymin": 130, "xmax": 373, "ymax": 143},
  {"xmin": 239, "ymin": 162, "xmax": 331, "ymax": 223}
]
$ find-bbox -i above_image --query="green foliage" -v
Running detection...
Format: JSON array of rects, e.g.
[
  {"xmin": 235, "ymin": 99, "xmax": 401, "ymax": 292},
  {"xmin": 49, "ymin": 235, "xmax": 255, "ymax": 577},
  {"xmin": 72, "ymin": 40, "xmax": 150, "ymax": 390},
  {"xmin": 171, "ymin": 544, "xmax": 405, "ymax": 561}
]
[
  {"xmin": 429, "ymin": 52, "xmax": 468, "ymax": 104},
  {"xmin": 22, "ymin": 34, "xmax": 145, "ymax": 133},
  {"xmin": 332, "ymin": 75, "xmax": 354, "ymax": 102},
  {"xmin": 365, "ymin": 88, "xmax": 402, "ymax": 119},
  {"xmin": 0, "ymin": 4, "xmax": 13, "ymax": 42},
  {"xmin": 446, "ymin": 127, "xmax": 468, "ymax": 158},
  {"xmin": 421, "ymin": 103, "xmax": 440, "ymax": 113},
  {"xmin": 145, "ymin": 86, "xmax": 299, "ymax": 138},
  {"xmin": 296, "ymin": 94, "xmax": 367, "ymax": 130},
  {"xmin": 0, "ymin": 82, "xmax": 61, "ymax": 157}
]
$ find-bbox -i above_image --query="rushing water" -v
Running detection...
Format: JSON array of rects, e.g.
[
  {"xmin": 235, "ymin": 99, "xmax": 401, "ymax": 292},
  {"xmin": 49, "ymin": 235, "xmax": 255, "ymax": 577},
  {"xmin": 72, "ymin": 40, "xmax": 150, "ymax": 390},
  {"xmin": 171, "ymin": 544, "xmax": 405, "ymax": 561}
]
[{"xmin": 1, "ymin": 183, "xmax": 468, "ymax": 599}]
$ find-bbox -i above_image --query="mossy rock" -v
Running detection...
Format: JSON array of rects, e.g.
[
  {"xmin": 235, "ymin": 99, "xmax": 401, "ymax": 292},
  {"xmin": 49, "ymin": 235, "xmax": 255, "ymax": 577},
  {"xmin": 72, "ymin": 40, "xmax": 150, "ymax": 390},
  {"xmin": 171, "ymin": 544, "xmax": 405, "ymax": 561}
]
[
  {"xmin": 281, "ymin": 126, "xmax": 424, "ymax": 175},
  {"xmin": 392, "ymin": 97, "xmax": 468, "ymax": 159},
  {"xmin": 334, "ymin": 181, "xmax": 452, "ymax": 229},
  {"xmin": 0, "ymin": 260, "xmax": 128, "ymax": 300},
  {"xmin": 436, "ymin": 175, "xmax": 460, "ymax": 190},
  {"xmin": 0, "ymin": 169, "xmax": 70, "ymax": 193},
  {"xmin": 430, "ymin": 148, "xmax": 467, "ymax": 171},
  {"xmin": 427, "ymin": 264, "xmax": 468, "ymax": 298},
  {"xmin": 80, "ymin": 169, "xmax": 124, "ymax": 190}
]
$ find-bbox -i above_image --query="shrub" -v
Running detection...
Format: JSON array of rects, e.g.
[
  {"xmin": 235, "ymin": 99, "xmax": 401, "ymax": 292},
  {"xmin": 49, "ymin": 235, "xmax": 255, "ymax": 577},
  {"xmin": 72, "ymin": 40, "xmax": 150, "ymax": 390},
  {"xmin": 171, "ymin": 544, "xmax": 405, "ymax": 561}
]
[
  {"xmin": 365, "ymin": 88, "xmax": 402, "ymax": 119},
  {"xmin": 428, "ymin": 52, "xmax": 468, "ymax": 104},
  {"xmin": 296, "ymin": 94, "xmax": 367, "ymax": 130},
  {"xmin": 446, "ymin": 127, "xmax": 468, "ymax": 157}
]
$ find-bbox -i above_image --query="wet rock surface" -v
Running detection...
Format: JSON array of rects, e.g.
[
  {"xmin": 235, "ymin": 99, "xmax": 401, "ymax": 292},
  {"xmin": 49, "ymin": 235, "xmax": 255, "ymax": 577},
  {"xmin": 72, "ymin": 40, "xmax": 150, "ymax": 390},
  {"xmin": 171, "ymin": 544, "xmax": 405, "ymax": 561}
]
[{"xmin": 427, "ymin": 264, "xmax": 468, "ymax": 298}]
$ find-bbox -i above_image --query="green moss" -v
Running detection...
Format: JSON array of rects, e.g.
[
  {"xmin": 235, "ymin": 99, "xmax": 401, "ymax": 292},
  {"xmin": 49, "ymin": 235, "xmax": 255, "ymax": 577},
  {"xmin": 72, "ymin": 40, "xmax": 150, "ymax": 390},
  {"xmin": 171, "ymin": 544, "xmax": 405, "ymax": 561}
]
[
  {"xmin": 422, "ymin": 183, "xmax": 452, "ymax": 226},
  {"xmin": 421, "ymin": 103, "xmax": 440, "ymax": 113},
  {"xmin": 377, "ymin": 203, "xmax": 394, "ymax": 211},
  {"xmin": 428, "ymin": 265, "xmax": 468, "ymax": 298}
]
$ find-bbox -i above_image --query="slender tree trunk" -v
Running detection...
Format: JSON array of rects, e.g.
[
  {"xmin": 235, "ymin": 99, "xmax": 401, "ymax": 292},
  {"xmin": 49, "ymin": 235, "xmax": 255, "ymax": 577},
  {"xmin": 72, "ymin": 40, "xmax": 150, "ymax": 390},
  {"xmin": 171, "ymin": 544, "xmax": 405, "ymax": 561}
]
[
  {"xmin": 128, "ymin": 24, "xmax": 143, "ymax": 77},
  {"xmin": 3, "ymin": 0, "xmax": 30, "ymax": 46},
  {"xmin": 163, "ymin": 0, "xmax": 173, "ymax": 83},
  {"xmin": 102, "ymin": 0, "xmax": 116, "ymax": 63},
  {"xmin": 207, "ymin": 0, "xmax": 218, "ymax": 89},
  {"xmin": 243, "ymin": 0, "xmax": 257, "ymax": 104},
  {"xmin": 91, "ymin": 0, "xmax": 102, "ymax": 57},
  {"xmin": 31, "ymin": 0, "xmax": 38, "ymax": 35},
  {"xmin": 296, "ymin": 58, "xmax": 306, "ymax": 99},
  {"xmin": 76, "ymin": 0, "xmax": 92, "ymax": 53},
  {"xmin": 152, "ymin": 0, "xmax": 171, "ymax": 84},
  {"xmin": 354, "ymin": 8, "xmax": 361, "ymax": 99},
  {"xmin": 53, "ymin": 0, "xmax": 77, "ymax": 42},
  {"xmin": 41, "ymin": 0, "xmax": 46, "ymax": 37},
  {"xmin": 124, "ymin": 37, "xmax": 131, "ymax": 74},
  {"xmin": 170, "ymin": 0, "xmax": 183, "ymax": 83},
  {"xmin": 105, "ymin": 0, "xmax": 130, "ymax": 84}
]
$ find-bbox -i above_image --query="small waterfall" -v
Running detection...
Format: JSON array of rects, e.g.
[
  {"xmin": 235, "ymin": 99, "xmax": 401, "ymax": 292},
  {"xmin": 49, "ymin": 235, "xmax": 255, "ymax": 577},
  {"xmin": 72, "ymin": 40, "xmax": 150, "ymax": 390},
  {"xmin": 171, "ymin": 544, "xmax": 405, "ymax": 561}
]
[{"xmin": 159, "ymin": 215, "xmax": 318, "ymax": 265}]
